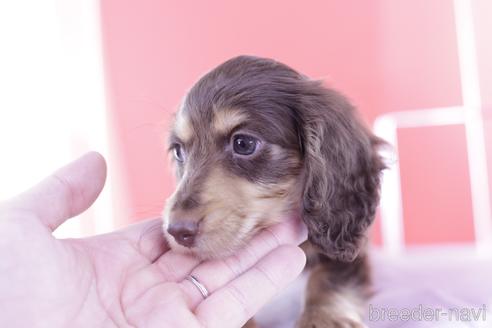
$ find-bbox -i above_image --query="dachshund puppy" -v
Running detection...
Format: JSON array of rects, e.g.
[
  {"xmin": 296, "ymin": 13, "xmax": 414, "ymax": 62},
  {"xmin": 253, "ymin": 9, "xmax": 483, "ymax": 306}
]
[{"xmin": 162, "ymin": 56, "xmax": 385, "ymax": 327}]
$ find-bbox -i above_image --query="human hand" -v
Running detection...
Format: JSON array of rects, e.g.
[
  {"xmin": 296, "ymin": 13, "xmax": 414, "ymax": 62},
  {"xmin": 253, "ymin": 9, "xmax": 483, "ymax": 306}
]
[{"xmin": 0, "ymin": 152, "xmax": 306, "ymax": 327}]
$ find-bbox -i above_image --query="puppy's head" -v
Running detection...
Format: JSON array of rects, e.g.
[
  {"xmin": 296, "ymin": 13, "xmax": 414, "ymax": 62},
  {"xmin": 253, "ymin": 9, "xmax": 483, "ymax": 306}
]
[{"xmin": 163, "ymin": 56, "xmax": 385, "ymax": 261}]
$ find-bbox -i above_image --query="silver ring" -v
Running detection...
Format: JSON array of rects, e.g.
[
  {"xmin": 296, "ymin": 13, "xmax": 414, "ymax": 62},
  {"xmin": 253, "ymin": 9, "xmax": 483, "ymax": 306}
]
[{"xmin": 186, "ymin": 275, "xmax": 209, "ymax": 299}]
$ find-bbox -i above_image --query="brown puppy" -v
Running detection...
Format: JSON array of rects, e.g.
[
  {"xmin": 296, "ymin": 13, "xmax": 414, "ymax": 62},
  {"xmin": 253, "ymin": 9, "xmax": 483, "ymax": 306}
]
[{"xmin": 162, "ymin": 56, "xmax": 385, "ymax": 327}]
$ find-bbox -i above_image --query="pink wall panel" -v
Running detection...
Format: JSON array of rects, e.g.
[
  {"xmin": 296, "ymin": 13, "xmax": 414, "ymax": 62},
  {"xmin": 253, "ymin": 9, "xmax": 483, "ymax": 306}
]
[
  {"xmin": 100, "ymin": 0, "xmax": 382, "ymax": 224},
  {"xmin": 101, "ymin": 0, "xmax": 490, "ymax": 246},
  {"xmin": 373, "ymin": 1, "xmax": 478, "ymax": 245},
  {"xmin": 376, "ymin": 0, "xmax": 462, "ymax": 113},
  {"xmin": 398, "ymin": 125, "xmax": 475, "ymax": 244}
]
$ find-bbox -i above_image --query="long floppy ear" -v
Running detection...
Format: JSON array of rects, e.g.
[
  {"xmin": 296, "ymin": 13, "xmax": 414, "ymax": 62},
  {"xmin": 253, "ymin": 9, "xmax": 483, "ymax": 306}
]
[{"xmin": 299, "ymin": 80, "xmax": 386, "ymax": 262}]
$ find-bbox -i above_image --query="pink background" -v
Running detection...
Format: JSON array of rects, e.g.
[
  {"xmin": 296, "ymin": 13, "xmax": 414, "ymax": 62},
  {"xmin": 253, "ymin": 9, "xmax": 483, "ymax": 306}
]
[{"xmin": 100, "ymin": 0, "xmax": 492, "ymax": 246}]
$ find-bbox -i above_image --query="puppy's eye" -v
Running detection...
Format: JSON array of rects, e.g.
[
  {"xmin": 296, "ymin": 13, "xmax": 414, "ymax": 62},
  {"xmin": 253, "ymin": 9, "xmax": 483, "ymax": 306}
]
[
  {"xmin": 172, "ymin": 144, "xmax": 185, "ymax": 162},
  {"xmin": 232, "ymin": 134, "xmax": 258, "ymax": 156}
]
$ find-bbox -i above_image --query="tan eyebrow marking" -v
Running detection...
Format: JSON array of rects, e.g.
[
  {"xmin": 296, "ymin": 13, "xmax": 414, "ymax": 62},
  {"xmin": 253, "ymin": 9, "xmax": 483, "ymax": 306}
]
[
  {"xmin": 212, "ymin": 109, "xmax": 248, "ymax": 135},
  {"xmin": 174, "ymin": 110, "xmax": 193, "ymax": 142}
]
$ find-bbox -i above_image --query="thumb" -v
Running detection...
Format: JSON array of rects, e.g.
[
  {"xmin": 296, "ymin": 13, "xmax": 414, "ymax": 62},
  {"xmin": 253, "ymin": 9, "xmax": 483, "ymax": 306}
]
[{"xmin": 7, "ymin": 152, "xmax": 107, "ymax": 231}]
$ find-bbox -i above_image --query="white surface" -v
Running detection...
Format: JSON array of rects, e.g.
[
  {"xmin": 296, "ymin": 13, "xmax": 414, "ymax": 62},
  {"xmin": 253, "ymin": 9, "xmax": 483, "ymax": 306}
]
[{"xmin": 0, "ymin": 0, "xmax": 112, "ymax": 237}]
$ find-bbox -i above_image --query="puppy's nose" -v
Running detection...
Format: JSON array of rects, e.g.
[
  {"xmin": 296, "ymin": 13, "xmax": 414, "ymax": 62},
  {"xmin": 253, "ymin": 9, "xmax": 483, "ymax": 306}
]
[{"xmin": 167, "ymin": 221, "xmax": 198, "ymax": 247}]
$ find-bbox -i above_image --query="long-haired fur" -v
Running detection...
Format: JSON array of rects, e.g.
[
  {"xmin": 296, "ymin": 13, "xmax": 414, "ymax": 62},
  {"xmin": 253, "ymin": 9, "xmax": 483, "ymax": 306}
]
[{"xmin": 186, "ymin": 55, "xmax": 386, "ymax": 261}]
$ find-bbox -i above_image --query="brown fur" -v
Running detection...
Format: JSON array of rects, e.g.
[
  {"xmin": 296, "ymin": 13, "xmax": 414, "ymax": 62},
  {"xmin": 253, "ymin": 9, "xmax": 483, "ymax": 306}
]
[
  {"xmin": 162, "ymin": 56, "xmax": 385, "ymax": 327},
  {"xmin": 298, "ymin": 250, "xmax": 372, "ymax": 327},
  {"xmin": 212, "ymin": 109, "xmax": 249, "ymax": 135}
]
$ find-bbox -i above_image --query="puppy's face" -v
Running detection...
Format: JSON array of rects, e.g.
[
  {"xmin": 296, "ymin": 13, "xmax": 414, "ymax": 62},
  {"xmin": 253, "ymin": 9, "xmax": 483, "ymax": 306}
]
[
  {"xmin": 162, "ymin": 56, "xmax": 384, "ymax": 262},
  {"xmin": 162, "ymin": 105, "xmax": 303, "ymax": 259}
]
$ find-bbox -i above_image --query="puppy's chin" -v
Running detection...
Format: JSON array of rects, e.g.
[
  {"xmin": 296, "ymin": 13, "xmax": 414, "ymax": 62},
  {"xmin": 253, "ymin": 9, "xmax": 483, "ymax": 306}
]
[{"xmin": 166, "ymin": 239, "xmax": 244, "ymax": 260}]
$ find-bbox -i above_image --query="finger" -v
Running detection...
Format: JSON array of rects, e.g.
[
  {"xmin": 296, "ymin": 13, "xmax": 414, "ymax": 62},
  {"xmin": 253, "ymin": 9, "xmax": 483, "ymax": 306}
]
[
  {"xmin": 196, "ymin": 245, "xmax": 306, "ymax": 328},
  {"xmin": 113, "ymin": 217, "xmax": 170, "ymax": 262},
  {"xmin": 129, "ymin": 217, "xmax": 305, "ymax": 308},
  {"xmin": 121, "ymin": 218, "xmax": 203, "ymax": 308},
  {"xmin": 178, "ymin": 217, "xmax": 306, "ymax": 308},
  {"xmin": 6, "ymin": 152, "xmax": 106, "ymax": 231},
  {"xmin": 123, "ymin": 282, "xmax": 201, "ymax": 328},
  {"xmin": 121, "ymin": 251, "xmax": 200, "ymax": 309}
]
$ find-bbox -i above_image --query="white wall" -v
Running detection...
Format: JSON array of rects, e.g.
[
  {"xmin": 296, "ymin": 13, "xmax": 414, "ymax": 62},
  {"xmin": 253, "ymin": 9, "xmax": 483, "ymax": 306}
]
[{"xmin": 0, "ymin": 0, "xmax": 113, "ymax": 237}]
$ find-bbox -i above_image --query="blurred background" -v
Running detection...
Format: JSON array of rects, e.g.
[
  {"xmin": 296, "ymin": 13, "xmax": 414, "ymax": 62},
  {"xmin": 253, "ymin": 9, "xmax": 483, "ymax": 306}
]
[{"xmin": 1, "ymin": 0, "xmax": 491, "ymax": 253}]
